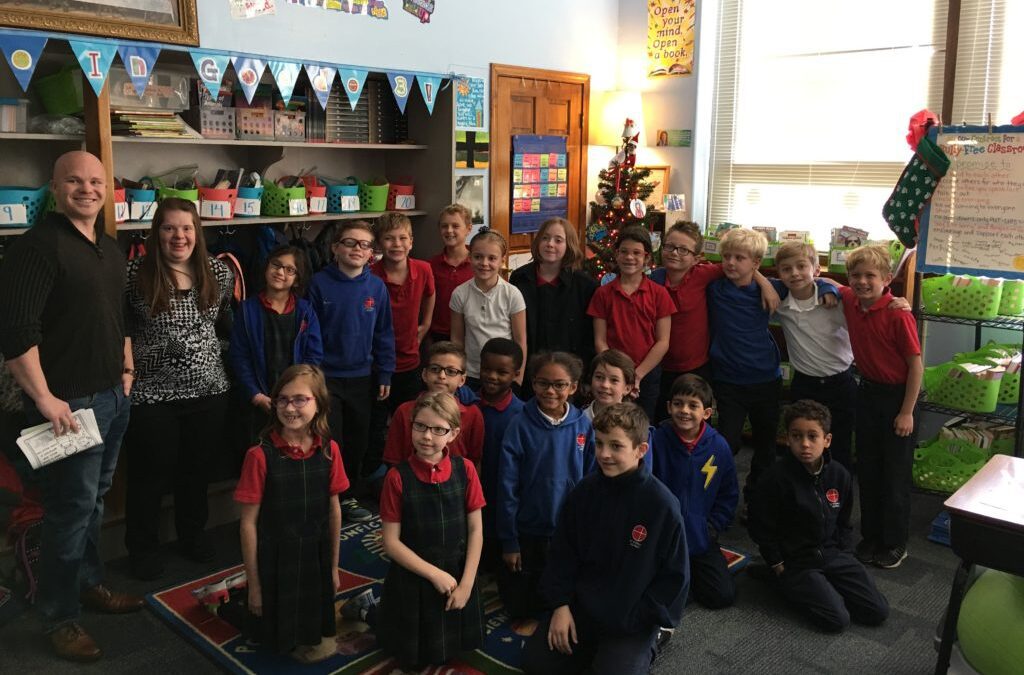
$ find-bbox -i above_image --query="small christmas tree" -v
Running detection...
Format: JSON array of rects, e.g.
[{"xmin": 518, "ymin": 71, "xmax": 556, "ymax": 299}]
[{"xmin": 585, "ymin": 119, "xmax": 659, "ymax": 279}]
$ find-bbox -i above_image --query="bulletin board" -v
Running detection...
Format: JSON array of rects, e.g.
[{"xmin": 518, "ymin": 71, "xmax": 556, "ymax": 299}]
[
  {"xmin": 918, "ymin": 125, "xmax": 1024, "ymax": 279},
  {"xmin": 510, "ymin": 134, "xmax": 568, "ymax": 234}
]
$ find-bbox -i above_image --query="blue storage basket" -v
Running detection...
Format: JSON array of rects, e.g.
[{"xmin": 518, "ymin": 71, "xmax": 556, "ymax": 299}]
[
  {"xmin": 327, "ymin": 179, "xmax": 360, "ymax": 213},
  {"xmin": 125, "ymin": 188, "xmax": 157, "ymax": 222},
  {"xmin": 0, "ymin": 186, "xmax": 49, "ymax": 228},
  {"xmin": 234, "ymin": 186, "xmax": 264, "ymax": 218}
]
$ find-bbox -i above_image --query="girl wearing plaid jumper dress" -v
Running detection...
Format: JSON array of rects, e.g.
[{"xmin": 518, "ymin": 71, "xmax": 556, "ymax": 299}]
[
  {"xmin": 235, "ymin": 365, "xmax": 347, "ymax": 657},
  {"xmin": 377, "ymin": 392, "xmax": 485, "ymax": 668}
]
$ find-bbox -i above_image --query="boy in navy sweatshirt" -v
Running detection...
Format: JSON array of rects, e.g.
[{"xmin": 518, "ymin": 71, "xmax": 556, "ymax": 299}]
[
  {"xmin": 524, "ymin": 403, "xmax": 688, "ymax": 675},
  {"xmin": 748, "ymin": 400, "xmax": 889, "ymax": 633},
  {"xmin": 650, "ymin": 374, "xmax": 739, "ymax": 609},
  {"xmin": 307, "ymin": 220, "xmax": 395, "ymax": 523},
  {"xmin": 497, "ymin": 352, "xmax": 594, "ymax": 619}
]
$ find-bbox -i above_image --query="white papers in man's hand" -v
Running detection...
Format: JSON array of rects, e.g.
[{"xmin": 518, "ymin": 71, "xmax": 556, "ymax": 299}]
[{"xmin": 17, "ymin": 408, "xmax": 103, "ymax": 470}]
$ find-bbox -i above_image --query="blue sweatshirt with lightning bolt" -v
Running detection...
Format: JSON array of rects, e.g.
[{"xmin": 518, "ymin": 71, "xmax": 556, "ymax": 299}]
[{"xmin": 649, "ymin": 420, "xmax": 739, "ymax": 556}]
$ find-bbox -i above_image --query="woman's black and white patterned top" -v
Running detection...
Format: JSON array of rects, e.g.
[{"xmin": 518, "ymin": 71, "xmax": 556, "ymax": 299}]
[{"xmin": 125, "ymin": 256, "xmax": 234, "ymax": 404}]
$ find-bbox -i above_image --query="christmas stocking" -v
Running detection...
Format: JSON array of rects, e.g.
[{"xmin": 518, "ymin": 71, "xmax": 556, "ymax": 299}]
[{"xmin": 882, "ymin": 135, "xmax": 950, "ymax": 248}]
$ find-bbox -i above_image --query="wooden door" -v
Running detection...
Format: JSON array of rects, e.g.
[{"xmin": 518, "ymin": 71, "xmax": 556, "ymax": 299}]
[{"xmin": 490, "ymin": 64, "xmax": 589, "ymax": 253}]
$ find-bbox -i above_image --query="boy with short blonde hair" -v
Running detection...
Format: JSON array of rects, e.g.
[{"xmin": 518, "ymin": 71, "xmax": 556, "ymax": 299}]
[
  {"xmin": 838, "ymin": 244, "xmax": 921, "ymax": 569},
  {"xmin": 429, "ymin": 204, "xmax": 474, "ymax": 344}
]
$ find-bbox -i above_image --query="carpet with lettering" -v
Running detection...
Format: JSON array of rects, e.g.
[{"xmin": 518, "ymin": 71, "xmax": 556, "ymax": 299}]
[{"xmin": 145, "ymin": 517, "xmax": 748, "ymax": 674}]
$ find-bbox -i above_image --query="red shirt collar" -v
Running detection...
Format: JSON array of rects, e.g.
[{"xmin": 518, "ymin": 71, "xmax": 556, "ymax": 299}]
[
  {"xmin": 537, "ymin": 272, "xmax": 560, "ymax": 287},
  {"xmin": 408, "ymin": 448, "xmax": 452, "ymax": 483},
  {"xmin": 674, "ymin": 421, "xmax": 706, "ymax": 453},
  {"xmin": 259, "ymin": 292, "xmax": 296, "ymax": 315},
  {"xmin": 612, "ymin": 276, "xmax": 649, "ymax": 296},
  {"xmin": 479, "ymin": 389, "xmax": 514, "ymax": 411},
  {"xmin": 433, "ymin": 248, "xmax": 471, "ymax": 270},
  {"xmin": 860, "ymin": 289, "xmax": 895, "ymax": 313},
  {"xmin": 269, "ymin": 429, "xmax": 322, "ymax": 459}
]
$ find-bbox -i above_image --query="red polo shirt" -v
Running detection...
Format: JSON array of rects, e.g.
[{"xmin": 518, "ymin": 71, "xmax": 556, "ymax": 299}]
[
  {"xmin": 660, "ymin": 263, "xmax": 724, "ymax": 372},
  {"xmin": 839, "ymin": 286, "xmax": 921, "ymax": 384},
  {"xmin": 379, "ymin": 450, "xmax": 486, "ymax": 522},
  {"xmin": 371, "ymin": 258, "xmax": 435, "ymax": 372},
  {"xmin": 233, "ymin": 431, "xmax": 350, "ymax": 503},
  {"xmin": 382, "ymin": 394, "xmax": 485, "ymax": 465},
  {"xmin": 428, "ymin": 250, "xmax": 473, "ymax": 337},
  {"xmin": 587, "ymin": 276, "xmax": 676, "ymax": 365},
  {"xmin": 478, "ymin": 388, "xmax": 515, "ymax": 411},
  {"xmin": 675, "ymin": 420, "xmax": 707, "ymax": 452}
]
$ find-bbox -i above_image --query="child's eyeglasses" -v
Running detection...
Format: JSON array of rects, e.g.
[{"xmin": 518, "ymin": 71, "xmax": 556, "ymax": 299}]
[
  {"xmin": 533, "ymin": 379, "xmax": 573, "ymax": 392},
  {"xmin": 663, "ymin": 245, "xmax": 697, "ymax": 257},
  {"xmin": 411, "ymin": 421, "xmax": 452, "ymax": 436},
  {"xmin": 274, "ymin": 395, "xmax": 314, "ymax": 409},
  {"xmin": 425, "ymin": 364, "xmax": 465, "ymax": 377},
  {"xmin": 269, "ymin": 261, "xmax": 298, "ymax": 276},
  {"xmin": 338, "ymin": 238, "xmax": 374, "ymax": 250}
]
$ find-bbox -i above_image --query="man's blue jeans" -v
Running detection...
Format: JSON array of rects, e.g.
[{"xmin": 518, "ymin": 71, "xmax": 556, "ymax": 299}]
[{"xmin": 25, "ymin": 384, "xmax": 131, "ymax": 631}]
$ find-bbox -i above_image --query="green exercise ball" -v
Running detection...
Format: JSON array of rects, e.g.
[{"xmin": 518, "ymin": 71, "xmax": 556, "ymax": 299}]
[{"xmin": 957, "ymin": 570, "xmax": 1024, "ymax": 675}]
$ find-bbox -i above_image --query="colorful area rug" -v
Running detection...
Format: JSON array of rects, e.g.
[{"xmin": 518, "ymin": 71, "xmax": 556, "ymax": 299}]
[{"xmin": 146, "ymin": 517, "xmax": 748, "ymax": 674}]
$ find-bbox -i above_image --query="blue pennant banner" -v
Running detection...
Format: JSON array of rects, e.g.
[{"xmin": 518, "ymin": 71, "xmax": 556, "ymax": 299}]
[
  {"xmin": 269, "ymin": 61, "xmax": 302, "ymax": 106},
  {"xmin": 305, "ymin": 65, "xmax": 337, "ymax": 109},
  {"xmin": 231, "ymin": 56, "xmax": 267, "ymax": 104},
  {"xmin": 339, "ymin": 68, "xmax": 368, "ymax": 111},
  {"xmin": 117, "ymin": 45, "xmax": 161, "ymax": 99},
  {"xmin": 416, "ymin": 74, "xmax": 441, "ymax": 115},
  {"xmin": 69, "ymin": 40, "xmax": 118, "ymax": 96},
  {"xmin": 190, "ymin": 51, "xmax": 230, "ymax": 100},
  {"xmin": 386, "ymin": 71, "xmax": 415, "ymax": 115},
  {"xmin": 0, "ymin": 34, "xmax": 47, "ymax": 92}
]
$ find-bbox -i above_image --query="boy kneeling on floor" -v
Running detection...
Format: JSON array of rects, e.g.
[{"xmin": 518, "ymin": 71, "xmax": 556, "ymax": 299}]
[
  {"xmin": 523, "ymin": 402, "xmax": 688, "ymax": 675},
  {"xmin": 748, "ymin": 399, "xmax": 889, "ymax": 633}
]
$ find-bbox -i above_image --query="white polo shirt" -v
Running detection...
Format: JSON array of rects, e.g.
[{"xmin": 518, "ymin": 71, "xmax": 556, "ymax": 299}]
[
  {"xmin": 449, "ymin": 276, "xmax": 526, "ymax": 378},
  {"xmin": 774, "ymin": 287, "xmax": 854, "ymax": 378}
]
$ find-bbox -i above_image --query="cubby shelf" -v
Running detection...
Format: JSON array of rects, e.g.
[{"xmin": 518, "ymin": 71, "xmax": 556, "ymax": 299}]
[
  {"xmin": 110, "ymin": 136, "xmax": 428, "ymax": 150},
  {"xmin": 0, "ymin": 132, "xmax": 83, "ymax": 142},
  {"xmin": 918, "ymin": 400, "xmax": 1018, "ymax": 425},
  {"xmin": 920, "ymin": 312, "xmax": 1024, "ymax": 330},
  {"xmin": 0, "ymin": 227, "xmax": 30, "ymax": 237},
  {"xmin": 114, "ymin": 210, "xmax": 427, "ymax": 231}
]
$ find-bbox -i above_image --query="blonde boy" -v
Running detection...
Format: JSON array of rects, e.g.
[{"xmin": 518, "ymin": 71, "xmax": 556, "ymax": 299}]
[
  {"xmin": 429, "ymin": 204, "xmax": 474, "ymax": 342},
  {"xmin": 837, "ymin": 245, "xmax": 921, "ymax": 569}
]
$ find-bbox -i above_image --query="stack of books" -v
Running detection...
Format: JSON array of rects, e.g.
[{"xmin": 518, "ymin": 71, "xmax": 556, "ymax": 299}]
[{"xmin": 111, "ymin": 110, "xmax": 201, "ymax": 139}]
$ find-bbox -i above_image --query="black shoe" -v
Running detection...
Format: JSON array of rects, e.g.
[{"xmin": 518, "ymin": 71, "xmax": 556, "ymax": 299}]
[
  {"xmin": 855, "ymin": 540, "xmax": 877, "ymax": 565},
  {"xmin": 655, "ymin": 627, "xmax": 674, "ymax": 653},
  {"xmin": 129, "ymin": 552, "xmax": 164, "ymax": 581},
  {"xmin": 180, "ymin": 533, "xmax": 216, "ymax": 563},
  {"xmin": 341, "ymin": 498, "xmax": 374, "ymax": 523},
  {"xmin": 874, "ymin": 546, "xmax": 908, "ymax": 569}
]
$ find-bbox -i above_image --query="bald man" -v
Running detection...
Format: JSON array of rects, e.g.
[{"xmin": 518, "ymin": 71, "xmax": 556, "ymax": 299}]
[{"xmin": 0, "ymin": 151, "xmax": 141, "ymax": 662}]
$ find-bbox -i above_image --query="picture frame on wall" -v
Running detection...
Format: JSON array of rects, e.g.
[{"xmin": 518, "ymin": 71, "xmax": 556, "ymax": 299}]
[
  {"xmin": 455, "ymin": 171, "xmax": 489, "ymax": 236},
  {"xmin": 639, "ymin": 165, "xmax": 670, "ymax": 210},
  {"xmin": 0, "ymin": 0, "xmax": 200, "ymax": 46}
]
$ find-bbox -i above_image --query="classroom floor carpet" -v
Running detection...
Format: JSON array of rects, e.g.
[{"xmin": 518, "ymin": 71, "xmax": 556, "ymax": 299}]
[{"xmin": 0, "ymin": 452, "xmax": 960, "ymax": 674}]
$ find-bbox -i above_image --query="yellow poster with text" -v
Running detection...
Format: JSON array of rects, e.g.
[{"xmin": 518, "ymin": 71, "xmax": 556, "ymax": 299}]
[{"xmin": 647, "ymin": 0, "xmax": 695, "ymax": 77}]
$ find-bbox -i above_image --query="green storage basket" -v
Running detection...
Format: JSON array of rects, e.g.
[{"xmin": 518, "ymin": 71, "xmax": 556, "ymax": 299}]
[
  {"xmin": 921, "ymin": 274, "xmax": 1003, "ymax": 320},
  {"xmin": 33, "ymin": 64, "xmax": 84, "ymax": 115},
  {"xmin": 261, "ymin": 181, "xmax": 307, "ymax": 217},
  {"xmin": 928, "ymin": 363, "xmax": 1002, "ymax": 413},
  {"xmin": 998, "ymin": 279, "xmax": 1024, "ymax": 316},
  {"xmin": 998, "ymin": 369, "xmax": 1020, "ymax": 404},
  {"xmin": 913, "ymin": 438, "xmax": 990, "ymax": 493},
  {"xmin": 157, "ymin": 187, "xmax": 200, "ymax": 202},
  {"xmin": 358, "ymin": 178, "xmax": 389, "ymax": 212}
]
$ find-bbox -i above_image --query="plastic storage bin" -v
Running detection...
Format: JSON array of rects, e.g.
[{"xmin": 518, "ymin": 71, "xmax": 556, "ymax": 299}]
[
  {"xmin": 327, "ymin": 180, "xmax": 360, "ymax": 213},
  {"xmin": 0, "ymin": 186, "xmax": 49, "ymax": 228},
  {"xmin": 34, "ymin": 65, "xmax": 84, "ymax": 115},
  {"xmin": 199, "ymin": 187, "xmax": 238, "ymax": 220},
  {"xmin": 359, "ymin": 178, "xmax": 390, "ymax": 212},
  {"xmin": 927, "ymin": 362, "xmax": 1002, "ymax": 413},
  {"xmin": 998, "ymin": 279, "xmax": 1024, "ymax": 316},
  {"xmin": 113, "ymin": 188, "xmax": 128, "ymax": 223},
  {"xmin": 125, "ymin": 188, "xmax": 157, "ymax": 222},
  {"xmin": 234, "ymin": 186, "xmax": 263, "ymax": 218},
  {"xmin": 921, "ymin": 274, "xmax": 1003, "ymax": 320},
  {"xmin": 0, "ymin": 99, "xmax": 29, "ymax": 133},
  {"xmin": 913, "ymin": 438, "xmax": 990, "ymax": 493},
  {"xmin": 157, "ymin": 187, "xmax": 200, "ymax": 203},
  {"xmin": 262, "ymin": 182, "xmax": 307, "ymax": 217},
  {"xmin": 386, "ymin": 176, "xmax": 415, "ymax": 210}
]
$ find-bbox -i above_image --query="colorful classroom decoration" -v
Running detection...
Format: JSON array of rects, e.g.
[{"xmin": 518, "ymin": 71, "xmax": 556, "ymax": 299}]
[
  {"xmin": 190, "ymin": 51, "xmax": 230, "ymax": 100},
  {"xmin": 403, "ymin": 0, "xmax": 434, "ymax": 22},
  {"xmin": 387, "ymin": 71, "xmax": 415, "ymax": 114},
  {"xmin": 455, "ymin": 76, "xmax": 485, "ymax": 129},
  {"xmin": 455, "ymin": 131, "xmax": 489, "ymax": 168},
  {"xmin": 340, "ymin": 68, "xmax": 368, "ymax": 110},
  {"xmin": 230, "ymin": 0, "xmax": 277, "ymax": 20},
  {"xmin": 919, "ymin": 125, "xmax": 1024, "ymax": 280},
  {"xmin": 416, "ymin": 74, "xmax": 441, "ymax": 115},
  {"xmin": 510, "ymin": 135, "xmax": 568, "ymax": 234},
  {"xmin": 0, "ymin": 33, "xmax": 46, "ymax": 92},
  {"xmin": 117, "ymin": 45, "xmax": 161, "ymax": 99},
  {"xmin": 68, "ymin": 40, "xmax": 117, "ymax": 96},
  {"xmin": 269, "ymin": 60, "xmax": 302, "ymax": 106},
  {"xmin": 305, "ymin": 64, "xmax": 337, "ymax": 109},
  {"xmin": 231, "ymin": 56, "xmax": 267, "ymax": 105},
  {"xmin": 646, "ymin": 0, "xmax": 695, "ymax": 77}
]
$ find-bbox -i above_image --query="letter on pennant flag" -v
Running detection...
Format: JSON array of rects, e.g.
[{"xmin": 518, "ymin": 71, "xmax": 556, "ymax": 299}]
[
  {"xmin": 232, "ymin": 56, "xmax": 267, "ymax": 105},
  {"xmin": 416, "ymin": 75, "xmax": 441, "ymax": 116},
  {"xmin": 69, "ymin": 40, "xmax": 118, "ymax": 96},
  {"xmin": 305, "ymin": 65, "xmax": 337, "ymax": 110},
  {"xmin": 339, "ymin": 68, "xmax": 367, "ymax": 111},
  {"xmin": 0, "ymin": 34, "xmax": 47, "ymax": 92},
  {"xmin": 117, "ymin": 45, "xmax": 161, "ymax": 99},
  {"xmin": 387, "ymin": 71, "xmax": 415, "ymax": 115},
  {"xmin": 269, "ymin": 61, "xmax": 302, "ymax": 107},
  {"xmin": 191, "ymin": 51, "xmax": 230, "ymax": 101}
]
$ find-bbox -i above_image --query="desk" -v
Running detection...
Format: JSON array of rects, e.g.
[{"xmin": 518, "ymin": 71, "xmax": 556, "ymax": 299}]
[{"xmin": 935, "ymin": 454, "xmax": 1024, "ymax": 675}]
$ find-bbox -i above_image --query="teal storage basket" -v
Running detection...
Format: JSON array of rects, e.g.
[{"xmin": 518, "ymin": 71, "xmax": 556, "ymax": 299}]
[
  {"xmin": 921, "ymin": 274, "xmax": 1003, "ymax": 320},
  {"xmin": 234, "ymin": 187, "xmax": 264, "ymax": 218},
  {"xmin": 0, "ymin": 185, "xmax": 49, "ymax": 228},
  {"xmin": 125, "ymin": 188, "xmax": 157, "ymax": 222},
  {"xmin": 327, "ymin": 178, "xmax": 361, "ymax": 213}
]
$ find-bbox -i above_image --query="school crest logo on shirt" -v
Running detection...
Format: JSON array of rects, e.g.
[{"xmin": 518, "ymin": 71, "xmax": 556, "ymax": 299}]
[
  {"xmin": 630, "ymin": 525, "xmax": 647, "ymax": 549},
  {"xmin": 825, "ymin": 488, "xmax": 840, "ymax": 507},
  {"xmin": 576, "ymin": 433, "xmax": 586, "ymax": 450},
  {"xmin": 363, "ymin": 297, "xmax": 375, "ymax": 312}
]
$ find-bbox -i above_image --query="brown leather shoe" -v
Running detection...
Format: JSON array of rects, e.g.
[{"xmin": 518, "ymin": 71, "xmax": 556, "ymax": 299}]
[
  {"xmin": 80, "ymin": 584, "xmax": 144, "ymax": 614},
  {"xmin": 50, "ymin": 622, "xmax": 102, "ymax": 662}
]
